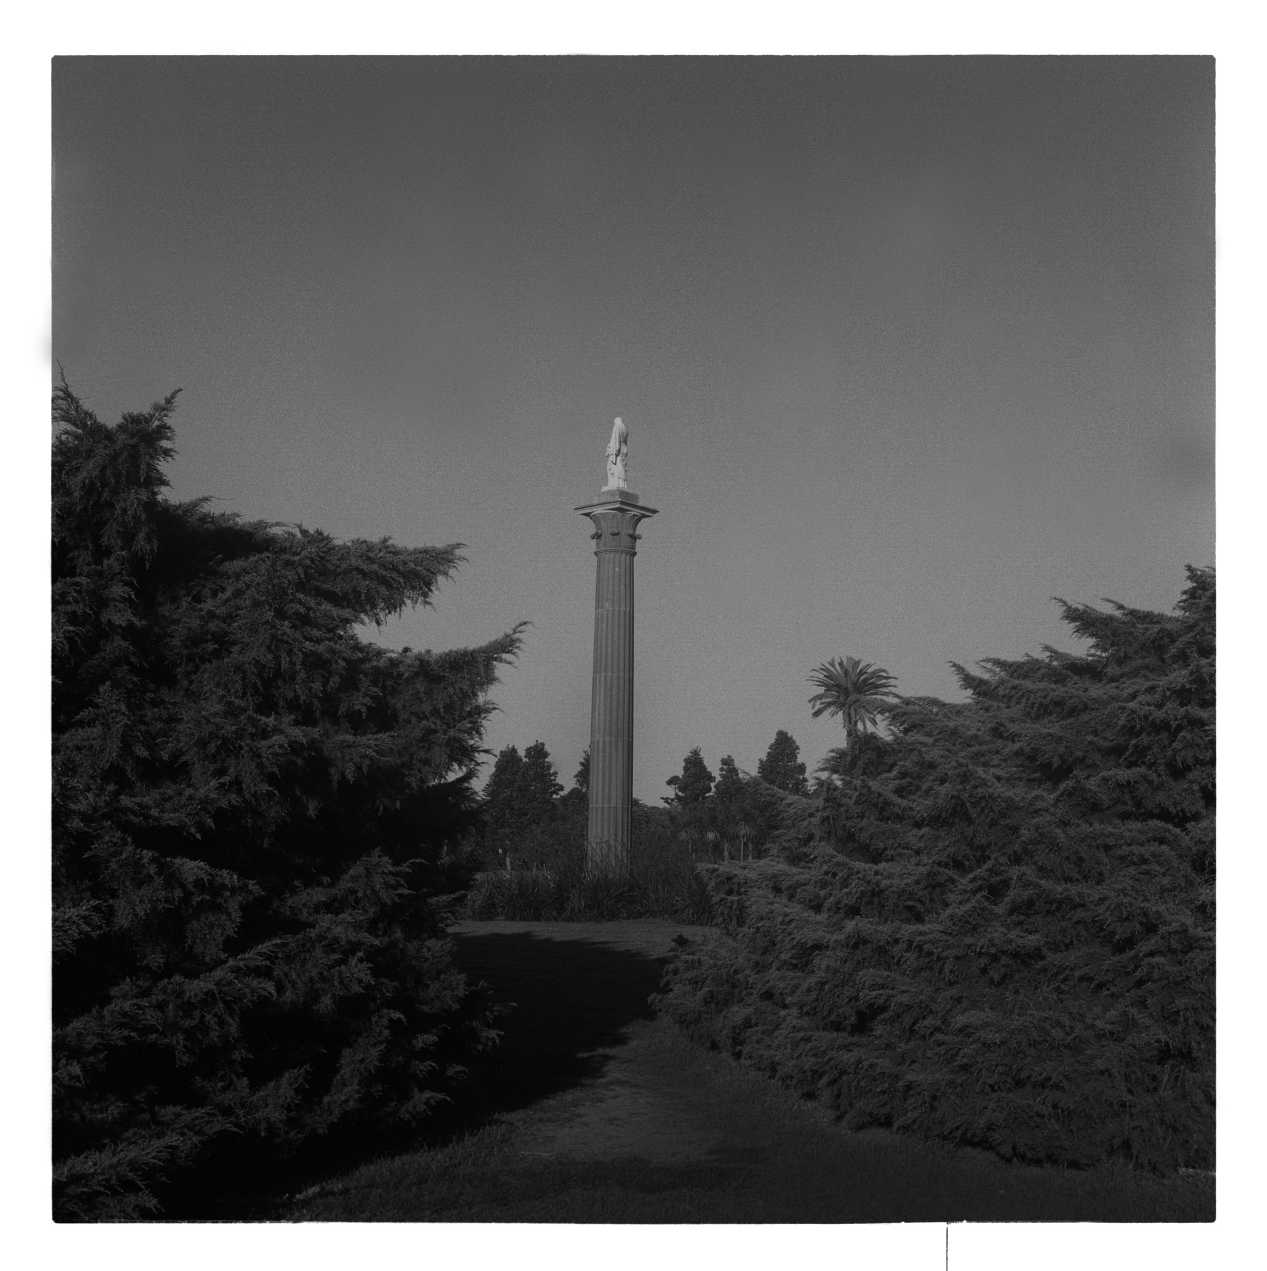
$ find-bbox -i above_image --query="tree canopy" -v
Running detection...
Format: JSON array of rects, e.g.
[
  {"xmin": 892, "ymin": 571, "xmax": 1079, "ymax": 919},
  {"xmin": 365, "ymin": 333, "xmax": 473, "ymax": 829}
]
[{"xmin": 52, "ymin": 382, "xmax": 523, "ymax": 1218}]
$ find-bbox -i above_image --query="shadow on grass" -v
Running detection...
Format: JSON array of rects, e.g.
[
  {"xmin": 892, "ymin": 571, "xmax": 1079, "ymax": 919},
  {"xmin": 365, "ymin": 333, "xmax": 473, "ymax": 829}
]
[{"xmin": 453, "ymin": 930, "xmax": 665, "ymax": 1118}]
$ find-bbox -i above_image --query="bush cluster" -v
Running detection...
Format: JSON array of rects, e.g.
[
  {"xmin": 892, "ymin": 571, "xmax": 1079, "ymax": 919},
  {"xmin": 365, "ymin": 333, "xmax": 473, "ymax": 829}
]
[
  {"xmin": 465, "ymin": 805, "xmax": 711, "ymax": 922},
  {"xmin": 657, "ymin": 569, "xmax": 1214, "ymax": 1174}
]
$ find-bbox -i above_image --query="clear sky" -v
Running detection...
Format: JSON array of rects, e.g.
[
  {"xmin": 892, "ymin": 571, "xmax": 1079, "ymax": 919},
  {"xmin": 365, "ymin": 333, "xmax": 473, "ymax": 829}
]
[{"xmin": 52, "ymin": 55, "xmax": 1213, "ymax": 800}]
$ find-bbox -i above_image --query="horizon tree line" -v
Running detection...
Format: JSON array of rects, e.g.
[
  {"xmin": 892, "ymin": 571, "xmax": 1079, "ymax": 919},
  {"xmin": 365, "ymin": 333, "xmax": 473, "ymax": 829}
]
[{"xmin": 475, "ymin": 691, "xmax": 902, "ymax": 869}]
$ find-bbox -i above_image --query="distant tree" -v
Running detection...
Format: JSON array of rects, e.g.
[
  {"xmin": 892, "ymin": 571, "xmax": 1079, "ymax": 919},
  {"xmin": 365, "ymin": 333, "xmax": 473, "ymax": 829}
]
[
  {"xmin": 52, "ymin": 380, "xmax": 522, "ymax": 1219},
  {"xmin": 807, "ymin": 656, "xmax": 898, "ymax": 744},
  {"xmin": 714, "ymin": 755, "xmax": 744, "ymax": 805},
  {"xmin": 521, "ymin": 741, "xmax": 563, "ymax": 813},
  {"xmin": 481, "ymin": 745, "xmax": 525, "ymax": 866},
  {"xmin": 480, "ymin": 740, "xmax": 564, "ymax": 869},
  {"xmin": 665, "ymin": 747, "xmax": 714, "ymax": 805},
  {"xmin": 710, "ymin": 755, "xmax": 746, "ymax": 860},
  {"xmin": 712, "ymin": 754, "xmax": 799, "ymax": 862},
  {"xmin": 711, "ymin": 755, "xmax": 744, "ymax": 859},
  {"xmin": 552, "ymin": 748, "xmax": 588, "ymax": 854},
  {"xmin": 757, "ymin": 729, "xmax": 809, "ymax": 794},
  {"xmin": 555, "ymin": 748, "xmax": 590, "ymax": 841},
  {"xmin": 517, "ymin": 741, "xmax": 564, "ymax": 867},
  {"xmin": 664, "ymin": 748, "xmax": 716, "ymax": 862}
]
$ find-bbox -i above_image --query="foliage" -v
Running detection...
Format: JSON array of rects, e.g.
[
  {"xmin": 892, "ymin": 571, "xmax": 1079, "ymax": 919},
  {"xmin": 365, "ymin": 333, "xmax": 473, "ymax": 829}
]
[
  {"xmin": 552, "ymin": 749, "xmax": 589, "ymax": 853},
  {"xmin": 478, "ymin": 740, "xmax": 564, "ymax": 869},
  {"xmin": 807, "ymin": 656, "xmax": 898, "ymax": 743},
  {"xmin": 52, "ymin": 382, "xmax": 522, "ymax": 1219},
  {"xmin": 757, "ymin": 730, "xmax": 809, "ymax": 795},
  {"xmin": 662, "ymin": 747, "xmax": 717, "ymax": 862},
  {"xmin": 572, "ymin": 748, "xmax": 590, "ymax": 795},
  {"xmin": 479, "ymin": 745, "xmax": 525, "ymax": 865},
  {"xmin": 710, "ymin": 758, "xmax": 795, "ymax": 862},
  {"xmin": 659, "ymin": 570, "xmax": 1214, "ymax": 1174},
  {"xmin": 714, "ymin": 755, "xmax": 744, "ymax": 805},
  {"xmin": 521, "ymin": 742, "xmax": 564, "ymax": 815},
  {"xmin": 469, "ymin": 739, "xmax": 706, "ymax": 919},
  {"xmin": 465, "ymin": 802, "xmax": 709, "ymax": 922},
  {"xmin": 664, "ymin": 747, "xmax": 715, "ymax": 805}
]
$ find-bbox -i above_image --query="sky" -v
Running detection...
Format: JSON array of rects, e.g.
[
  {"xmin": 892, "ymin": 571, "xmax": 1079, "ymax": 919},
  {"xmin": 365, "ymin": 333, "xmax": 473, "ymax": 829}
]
[{"xmin": 52, "ymin": 55, "xmax": 1214, "ymax": 800}]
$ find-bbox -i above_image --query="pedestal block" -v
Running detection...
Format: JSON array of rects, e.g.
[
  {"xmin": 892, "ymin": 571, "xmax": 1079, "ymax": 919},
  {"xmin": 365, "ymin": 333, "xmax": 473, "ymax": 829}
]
[{"xmin": 576, "ymin": 489, "xmax": 658, "ymax": 877}]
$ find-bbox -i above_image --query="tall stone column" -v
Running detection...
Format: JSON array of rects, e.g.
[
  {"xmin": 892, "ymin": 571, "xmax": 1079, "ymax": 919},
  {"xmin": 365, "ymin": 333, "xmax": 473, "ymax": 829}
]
[{"xmin": 576, "ymin": 487, "xmax": 657, "ymax": 878}]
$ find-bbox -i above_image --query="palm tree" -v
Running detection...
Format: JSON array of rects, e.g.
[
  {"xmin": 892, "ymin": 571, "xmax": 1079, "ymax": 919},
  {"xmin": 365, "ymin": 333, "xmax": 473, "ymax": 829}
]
[{"xmin": 807, "ymin": 656, "xmax": 898, "ymax": 744}]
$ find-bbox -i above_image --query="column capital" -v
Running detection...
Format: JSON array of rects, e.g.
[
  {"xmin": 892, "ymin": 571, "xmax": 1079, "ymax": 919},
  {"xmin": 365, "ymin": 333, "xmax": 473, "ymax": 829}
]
[{"xmin": 576, "ymin": 492, "xmax": 658, "ymax": 555}]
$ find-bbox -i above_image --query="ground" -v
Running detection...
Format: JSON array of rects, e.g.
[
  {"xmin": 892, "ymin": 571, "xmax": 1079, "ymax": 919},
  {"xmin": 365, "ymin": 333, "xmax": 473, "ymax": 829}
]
[{"xmin": 286, "ymin": 920, "xmax": 1213, "ymax": 1223}]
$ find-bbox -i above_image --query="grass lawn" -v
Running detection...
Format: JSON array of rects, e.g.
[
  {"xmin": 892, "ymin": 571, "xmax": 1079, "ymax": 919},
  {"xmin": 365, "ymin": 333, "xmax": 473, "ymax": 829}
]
[{"xmin": 286, "ymin": 1066, "xmax": 1213, "ymax": 1223}]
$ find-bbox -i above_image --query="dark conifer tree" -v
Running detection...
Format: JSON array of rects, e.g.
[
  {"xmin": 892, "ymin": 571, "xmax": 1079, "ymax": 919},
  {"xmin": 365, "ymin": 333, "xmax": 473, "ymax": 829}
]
[
  {"xmin": 480, "ymin": 745, "xmax": 524, "ymax": 866},
  {"xmin": 713, "ymin": 755, "xmax": 744, "ymax": 805},
  {"xmin": 520, "ymin": 741, "xmax": 563, "ymax": 815},
  {"xmin": 663, "ymin": 748, "xmax": 717, "ymax": 862},
  {"xmin": 52, "ymin": 382, "xmax": 523, "ymax": 1219},
  {"xmin": 516, "ymin": 741, "xmax": 565, "ymax": 867},
  {"xmin": 757, "ymin": 729, "xmax": 809, "ymax": 794},
  {"xmin": 479, "ymin": 740, "xmax": 565, "ymax": 869},
  {"xmin": 664, "ymin": 747, "xmax": 714, "ymax": 805}
]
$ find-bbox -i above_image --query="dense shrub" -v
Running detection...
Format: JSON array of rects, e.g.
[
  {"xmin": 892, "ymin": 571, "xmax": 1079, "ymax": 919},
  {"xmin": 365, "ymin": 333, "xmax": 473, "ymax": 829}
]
[
  {"xmin": 658, "ymin": 569, "xmax": 1214, "ymax": 1174},
  {"xmin": 52, "ymin": 383, "xmax": 522, "ymax": 1218},
  {"xmin": 465, "ymin": 804, "xmax": 710, "ymax": 922}
]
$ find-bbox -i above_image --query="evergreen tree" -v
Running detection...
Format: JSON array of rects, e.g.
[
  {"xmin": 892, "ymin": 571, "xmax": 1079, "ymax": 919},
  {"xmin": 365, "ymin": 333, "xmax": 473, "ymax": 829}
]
[
  {"xmin": 757, "ymin": 729, "xmax": 808, "ymax": 794},
  {"xmin": 480, "ymin": 745, "xmax": 525, "ymax": 866},
  {"xmin": 710, "ymin": 755, "xmax": 744, "ymax": 859},
  {"xmin": 52, "ymin": 381, "xmax": 523, "ymax": 1219},
  {"xmin": 520, "ymin": 741, "xmax": 563, "ymax": 815},
  {"xmin": 573, "ymin": 748, "xmax": 590, "ymax": 795},
  {"xmin": 516, "ymin": 741, "xmax": 564, "ymax": 867},
  {"xmin": 664, "ymin": 747, "xmax": 714, "ymax": 805},
  {"xmin": 663, "ymin": 748, "xmax": 717, "ymax": 862},
  {"xmin": 479, "ymin": 740, "xmax": 565, "ymax": 869},
  {"xmin": 711, "ymin": 755, "xmax": 800, "ymax": 862},
  {"xmin": 713, "ymin": 755, "xmax": 744, "ymax": 805}
]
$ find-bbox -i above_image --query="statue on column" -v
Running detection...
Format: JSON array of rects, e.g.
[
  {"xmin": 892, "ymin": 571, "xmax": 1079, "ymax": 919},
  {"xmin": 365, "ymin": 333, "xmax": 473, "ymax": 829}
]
[{"xmin": 605, "ymin": 416, "xmax": 629, "ymax": 490}]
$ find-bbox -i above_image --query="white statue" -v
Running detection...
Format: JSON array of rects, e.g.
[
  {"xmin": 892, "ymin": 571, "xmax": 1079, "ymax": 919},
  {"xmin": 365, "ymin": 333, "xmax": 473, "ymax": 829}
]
[{"xmin": 605, "ymin": 416, "xmax": 629, "ymax": 489}]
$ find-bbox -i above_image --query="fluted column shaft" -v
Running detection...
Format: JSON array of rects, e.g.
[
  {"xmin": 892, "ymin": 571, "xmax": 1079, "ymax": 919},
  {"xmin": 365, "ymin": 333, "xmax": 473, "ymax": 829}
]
[{"xmin": 577, "ymin": 493, "xmax": 657, "ymax": 878}]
